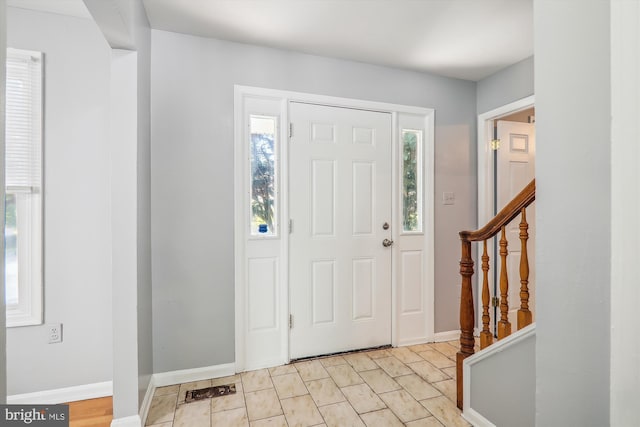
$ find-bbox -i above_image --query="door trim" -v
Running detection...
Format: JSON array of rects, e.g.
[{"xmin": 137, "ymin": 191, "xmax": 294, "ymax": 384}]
[
  {"xmin": 234, "ymin": 85, "xmax": 435, "ymax": 371},
  {"xmin": 476, "ymin": 95, "xmax": 534, "ymax": 332}
]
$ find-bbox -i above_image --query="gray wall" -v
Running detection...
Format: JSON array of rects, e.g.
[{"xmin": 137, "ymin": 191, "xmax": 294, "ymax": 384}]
[
  {"xmin": 534, "ymin": 0, "xmax": 610, "ymax": 425},
  {"xmin": 6, "ymin": 8, "xmax": 113, "ymax": 395},
  {"xmin": 477, "ymin": 56, "xmax": 534, "ymax": 114},
  {"xmin": 150, "ymin": 30, "xmax": 477, "ymax": 372},
  {"xmin": 0, "ymin": 0, "xmax": 6, "ymax": 404},
  {"xmin": 470, "ymin": 332, "xmax": 535, "ymax": 427}
]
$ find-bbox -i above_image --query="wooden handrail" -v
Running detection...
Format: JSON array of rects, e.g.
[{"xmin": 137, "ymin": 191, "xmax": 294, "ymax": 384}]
[
  {"xmin": 460, "ymin": 179, "xmax": 535, "ymax": 242},
  {"xmin": 456, "ymin": 178, "xmax": 536, "ymax": 410}
]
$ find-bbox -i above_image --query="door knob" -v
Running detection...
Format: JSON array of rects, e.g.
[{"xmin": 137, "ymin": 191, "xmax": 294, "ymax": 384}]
[{"xmin": 382, "ymin": 238, "xmax": 394, "ymax": 247}]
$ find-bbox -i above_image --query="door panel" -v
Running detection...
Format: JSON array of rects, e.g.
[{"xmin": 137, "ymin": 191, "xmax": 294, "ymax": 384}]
[
  {"xmin": 496, "ymin": 120, "xmax": 536, "ymax": 329},
  {"xmin": 289, "ymin": 102, "xmax": 392, "ymax": 359}
]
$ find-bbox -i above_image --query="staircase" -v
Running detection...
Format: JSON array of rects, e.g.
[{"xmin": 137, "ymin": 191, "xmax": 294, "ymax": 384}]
[{"xmin": 456, "ymin": 179, "xmax": 536, "ymax": 409}]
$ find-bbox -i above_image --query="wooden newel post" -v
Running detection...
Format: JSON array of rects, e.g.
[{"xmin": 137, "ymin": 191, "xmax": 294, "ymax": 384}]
[{"xmin": 457, "ymin": 237, "xmax": 475, "ymax": 409}]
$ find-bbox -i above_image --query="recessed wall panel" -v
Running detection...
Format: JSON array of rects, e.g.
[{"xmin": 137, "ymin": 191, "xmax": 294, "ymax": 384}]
[
  {"xmin": 353, "ymin": 258, "xmax": 374, "ymax": 320},
  {"xmin": 353, "ymin": 162, "xmax": 374, "ymax": 235},
  {"xmin": 312, "ymin": 260, "xmax": 335, "ymax": 324},
  {"xmin": 400, "ymin": 251, "xmax": 423, "ymax": 314},
  {"xmin": 311, "ymin": 122, "xmax": 335, "ymax": 143},
  {"xmin": 510, "ymin": 134, "xmax": 529, "ymax": 152},
  {"xmin": 248, "ymin": 257, "xmax": 278, "ymax": 330},
  {"xmin": 353, "ymin": 127, "xmax": 375, "ymax": 145},
  {"xmin": 312, "ymin": 160, "xmax": 335, "ymax": 236}
]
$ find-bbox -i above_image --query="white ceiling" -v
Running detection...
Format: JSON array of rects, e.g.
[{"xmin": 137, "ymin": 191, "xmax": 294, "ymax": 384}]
[
  {"xmin": 7, "ymin": 0, "xmax": 534, "ymax": 81},
  {"xmin": 7, "ymin": 0, "xmax": 92, "ymax": 19},
  {"xmin": 141, "ymin": 0, "xmax": 533, "ymax": 81}
]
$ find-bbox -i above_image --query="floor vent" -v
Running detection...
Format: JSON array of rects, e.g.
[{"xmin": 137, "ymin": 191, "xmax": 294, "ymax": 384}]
[{"xmin": 185, "ymin": 384, "xmax": 236, "ymax": 403}]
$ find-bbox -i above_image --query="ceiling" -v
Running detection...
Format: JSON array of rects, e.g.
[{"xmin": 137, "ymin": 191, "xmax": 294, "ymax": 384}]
[
  {"xmin": 141, "ymin": 0, "xmax": 533, "ymax": 81},
  {"xmin": 7, "ymin": 0, "xmax": 534, "ymax": 82},
  {"xmin": 7, "ymin": 0, "xmax": 92, "ymax": 19}
]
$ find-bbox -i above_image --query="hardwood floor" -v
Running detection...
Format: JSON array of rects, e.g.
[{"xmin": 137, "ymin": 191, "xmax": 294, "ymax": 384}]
[{"xmin": 66, "ymin": 396, "xmax": 113, "ymax": 427}]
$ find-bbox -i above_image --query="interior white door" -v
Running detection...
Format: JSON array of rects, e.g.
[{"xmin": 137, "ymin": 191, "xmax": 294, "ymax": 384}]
[
  {"xmin": 289, "ymin": 102, "xmax": 392, "ymax": 359},
  {"xmin": 496, "ymin": 120, "xmax": 536, "ymax": 329}
]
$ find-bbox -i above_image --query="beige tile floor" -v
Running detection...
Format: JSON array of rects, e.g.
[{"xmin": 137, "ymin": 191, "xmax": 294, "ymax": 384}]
[{"xmin": 145, "ymin": 340, "xmax": 477, "ymax": 427}]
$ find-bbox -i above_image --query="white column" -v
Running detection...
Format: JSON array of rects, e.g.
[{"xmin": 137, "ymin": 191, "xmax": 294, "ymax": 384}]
[
  {"xmin": 534, "ymin": 0, "xmax": 611, "ymax": 424},
  {"xmin": 110, "ymin": 49, "xmax": 141, "ymax": 425},
  {"xmin": 610, "ymin": 1, "xmax": 640, "ymax": 425}
]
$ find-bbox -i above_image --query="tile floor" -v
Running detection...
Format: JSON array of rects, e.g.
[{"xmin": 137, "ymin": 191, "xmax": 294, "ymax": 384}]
[{"xmin": 145, "ymin": 340, "xmax": 477, "ymax": 427}]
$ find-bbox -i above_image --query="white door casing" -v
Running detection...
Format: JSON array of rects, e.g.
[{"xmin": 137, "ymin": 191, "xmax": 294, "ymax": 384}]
[
  {"xmin": 288, "ymin": 102, "xmax": 393, "ymax": 359},
  {"xmin": 496, "ymin": 120, "xmax": 536, "ymax": 327},
  {"xmin": 476, "ymin": 95, "xmax": 534, "ymax": 334},
  {"xmin": 234, "ymin": 85, "xmax": 434, "ymax": 371}
]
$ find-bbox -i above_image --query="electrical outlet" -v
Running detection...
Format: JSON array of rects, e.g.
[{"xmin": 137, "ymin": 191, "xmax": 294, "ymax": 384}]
[{"xmin": 47, "ymin": 323, "xmax": 62, "ymax": 344}]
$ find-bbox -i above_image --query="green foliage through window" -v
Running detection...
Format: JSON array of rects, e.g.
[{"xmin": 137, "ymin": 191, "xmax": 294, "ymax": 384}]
[
  {"xmin": 5, "ymin": 194, "xmax": 18, "ymax": 305},
  {"xmin": 250, "ymin": 116, "xmax": 277, "ymax": 235},
  {"xmin": 402, "ymin": 130, "xmax": 421, "ymax": 232}
]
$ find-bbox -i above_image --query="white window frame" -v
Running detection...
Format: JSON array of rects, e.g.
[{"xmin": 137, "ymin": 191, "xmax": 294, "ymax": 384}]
[{"xmin": 5, "ymin": 48, "xmax": 44, "ymax": 327}]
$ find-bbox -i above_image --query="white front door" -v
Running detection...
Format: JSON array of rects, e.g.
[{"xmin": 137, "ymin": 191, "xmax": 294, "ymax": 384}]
[
  {"xmin": 289, "ymin": 102, "xmax": 393, "ymax": 359},
  {"xmin": 496, "ymin": 120, "xmax": 536, "ymax": 329}
]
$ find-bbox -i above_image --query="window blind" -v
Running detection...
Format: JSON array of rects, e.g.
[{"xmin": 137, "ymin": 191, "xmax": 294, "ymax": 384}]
[{"xmin": 6, "ymin": 49, "xmax": 42, "ymax": 190}]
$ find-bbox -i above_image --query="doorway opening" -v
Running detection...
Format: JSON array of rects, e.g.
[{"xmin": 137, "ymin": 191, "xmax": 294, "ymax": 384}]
[{"xmin": 477, "ymin": 96, "xmax": 535, "ymax": 335}]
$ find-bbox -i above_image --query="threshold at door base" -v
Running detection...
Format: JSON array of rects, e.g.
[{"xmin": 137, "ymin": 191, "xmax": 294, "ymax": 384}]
[{"xmin": 290, "ymin": 344, "xmax": 392, "ymax": 363}]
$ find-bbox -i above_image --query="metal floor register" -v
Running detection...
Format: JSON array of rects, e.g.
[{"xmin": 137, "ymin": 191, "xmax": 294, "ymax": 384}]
[{"xmin": 185, "ymin": 384, "xmax": 236, "ymax": 403}]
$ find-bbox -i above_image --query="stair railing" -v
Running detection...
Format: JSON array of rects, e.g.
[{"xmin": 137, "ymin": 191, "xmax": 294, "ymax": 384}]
[{"xmin": 456, "ymin": 179, "xmax": 535, "ymax": 409}]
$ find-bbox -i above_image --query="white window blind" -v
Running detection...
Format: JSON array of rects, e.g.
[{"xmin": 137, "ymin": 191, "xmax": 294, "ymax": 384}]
[
  {"xmin": 5, "ymin": 48, "xmax": 44, "ymax": 327},
  {"xmin": 6, "ymin": 48, "xmax": 42, "ymax": 191}
]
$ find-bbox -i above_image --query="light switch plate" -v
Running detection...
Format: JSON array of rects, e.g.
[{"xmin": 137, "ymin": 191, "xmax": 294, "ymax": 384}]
[{"xmin": 443, "ymin": 192, "xmax": 455, "ymax": 205}]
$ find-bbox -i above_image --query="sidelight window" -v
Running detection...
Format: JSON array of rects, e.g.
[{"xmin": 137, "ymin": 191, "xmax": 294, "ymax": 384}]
[
  {"xmin": 401, "ymin": 129, "xmax": 422, "ymax": 232},
  {"xmin": 249, "ymin": 115, "xmax": 278, "ymax": 236}
]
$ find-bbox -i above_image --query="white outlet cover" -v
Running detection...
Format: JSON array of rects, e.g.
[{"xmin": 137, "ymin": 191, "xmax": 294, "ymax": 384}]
[{"xmin": 47, "ymin": 323, "xmax": 62, "ymax": 344}]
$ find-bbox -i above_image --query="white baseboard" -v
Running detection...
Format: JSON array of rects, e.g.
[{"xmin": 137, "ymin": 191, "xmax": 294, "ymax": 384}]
[
  {"xmin": 152, "ymin": 363, "xmax": 236, "ymax": 388},
  {"xmin": 7, "ymin": 381, "xmax": 112, "ymax": 404},
  {"xmin": 434, "ymin": 330, "xmax": 460, "ymax": 342},
  {"xmin": 111, "ymin": 415, "xmax": 142, "ymax": 427},
  {"xmin": 243, "ymin": 359, "xmax": 288, "ymax": 373},
  {"xmin": 138, "ymin": 362, "xmax": 235, "ymax": 426},
  {"xmin": 138, "ymin": 377, "xmax": 155, "ymax": 426},
  {"xmin": 397, "ymin": 335, "xmax": 435, "ymax": 347},
  {"xmin": 463, "ymin": 407, "xmax": 497, "ymax": 427}
]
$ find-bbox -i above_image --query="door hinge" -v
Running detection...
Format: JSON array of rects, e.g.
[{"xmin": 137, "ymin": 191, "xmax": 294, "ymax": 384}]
[
  {"xmin": 289, "ymin": 123, "xmax": 293, "ymax": 138},
  {"xmin": 289, "ymin": 219, "xmax": 293, "ymax": 233},
  {"xmin": 491, "ymin": 139, "xmax": 501, "ymax": 150},
  {"xmin": 491, "ymin": 296, "xmax": 499, "ymax": 308},
  {"xmin": 289, "ymin": 314, "xmax": 293, "ymax": 329}
]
